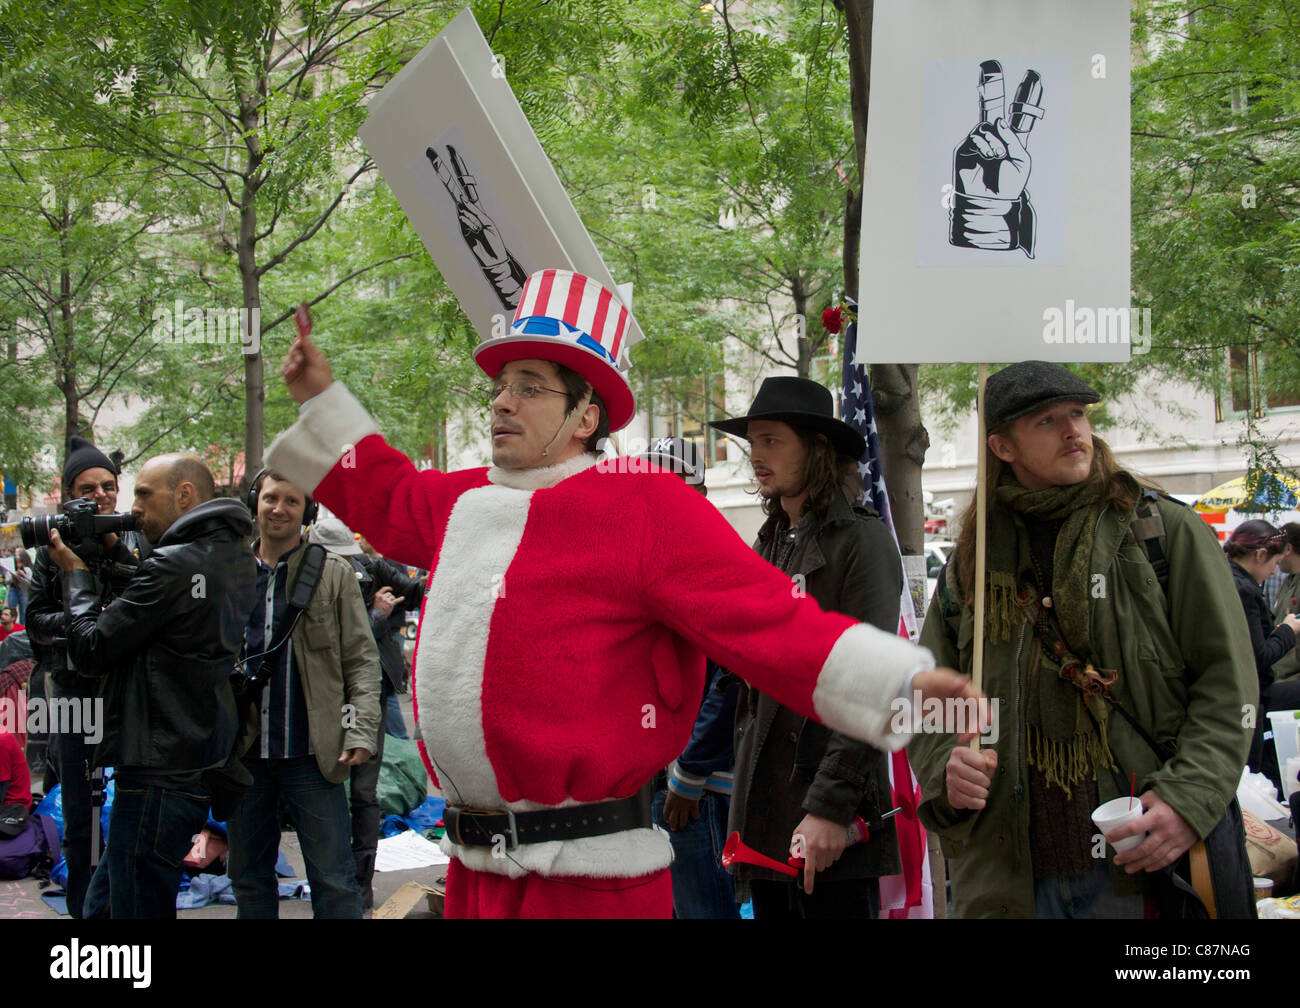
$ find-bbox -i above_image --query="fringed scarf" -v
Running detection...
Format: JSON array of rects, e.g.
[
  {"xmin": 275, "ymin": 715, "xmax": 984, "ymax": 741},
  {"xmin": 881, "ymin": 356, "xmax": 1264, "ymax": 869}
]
[{"xmin": 985, "ymin": 476, "xmax": 1116, "ymax": 797}]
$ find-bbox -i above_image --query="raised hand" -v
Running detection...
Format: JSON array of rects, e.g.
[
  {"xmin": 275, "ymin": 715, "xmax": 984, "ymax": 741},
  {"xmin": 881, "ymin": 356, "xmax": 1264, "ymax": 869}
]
[{"xmin": 281, "ymin": 301, "xmax": 333, "ymax": 405}]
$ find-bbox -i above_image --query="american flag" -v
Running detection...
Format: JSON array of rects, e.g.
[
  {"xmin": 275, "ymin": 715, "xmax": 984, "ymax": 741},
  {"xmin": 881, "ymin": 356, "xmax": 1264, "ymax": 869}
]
[
  {"xmin": 839, "ymin": 305, "xmax": 895, "ymax": 532},
  {"xmin": 838, "ymin": 298, "xmax": 931, "ymax": 920},
  {"xmin": 838, "ymin": 300, "xmax": 916, "ymax": 641}
]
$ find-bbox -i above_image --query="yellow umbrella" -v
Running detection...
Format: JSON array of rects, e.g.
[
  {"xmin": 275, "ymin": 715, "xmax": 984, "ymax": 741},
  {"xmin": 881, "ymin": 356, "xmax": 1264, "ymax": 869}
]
[{"xmin": 1194, "ymin": 473, "xmax": 1300, "ymax": 514}]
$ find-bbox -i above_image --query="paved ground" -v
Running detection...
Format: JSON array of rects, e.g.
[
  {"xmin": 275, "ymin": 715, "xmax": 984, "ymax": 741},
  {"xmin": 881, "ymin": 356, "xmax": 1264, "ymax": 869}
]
[{"xmin": 0, "ymin": 691, "xmax": 446, "ymax": 920}]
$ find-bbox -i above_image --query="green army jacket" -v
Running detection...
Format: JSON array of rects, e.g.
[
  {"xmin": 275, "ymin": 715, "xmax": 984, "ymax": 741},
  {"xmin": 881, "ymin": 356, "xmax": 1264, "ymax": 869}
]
[{"xmin": 910, "ymin": 492, "xmax": 1255, "ymax": 918}]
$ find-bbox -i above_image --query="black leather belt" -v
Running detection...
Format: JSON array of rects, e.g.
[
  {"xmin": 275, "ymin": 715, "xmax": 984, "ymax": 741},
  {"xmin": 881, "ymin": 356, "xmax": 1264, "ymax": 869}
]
[{"xmin": 444, "ymin": 785, "xmax": 654, "ymax": 850}]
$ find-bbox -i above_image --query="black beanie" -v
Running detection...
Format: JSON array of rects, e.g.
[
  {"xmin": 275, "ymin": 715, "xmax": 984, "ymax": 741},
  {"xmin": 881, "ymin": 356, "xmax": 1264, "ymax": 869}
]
[{"xmin": 62, "ymin": 436, "xmax": 119, "ymax": 493}]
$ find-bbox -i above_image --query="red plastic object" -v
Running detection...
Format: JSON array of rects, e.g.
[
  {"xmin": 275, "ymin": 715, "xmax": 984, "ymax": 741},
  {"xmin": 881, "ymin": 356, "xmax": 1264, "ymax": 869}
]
[
  {"xmin": 721, "ymin": 831, "xmax": 799, "ymax": 878},
  {"xmin": 295, "ymin": 301, "xmax": 312, "ymax": 340}
]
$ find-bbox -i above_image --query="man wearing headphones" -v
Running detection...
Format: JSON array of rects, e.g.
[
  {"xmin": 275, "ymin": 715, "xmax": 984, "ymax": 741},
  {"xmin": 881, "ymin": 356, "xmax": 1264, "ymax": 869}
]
[{"xmin": 226, "ymin": 470, "xmax": 381, "ymax": 918}]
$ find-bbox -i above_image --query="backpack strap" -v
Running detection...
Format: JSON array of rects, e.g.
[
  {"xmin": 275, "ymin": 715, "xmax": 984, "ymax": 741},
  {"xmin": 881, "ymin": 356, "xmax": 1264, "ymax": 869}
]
[{"xmin": 1132, "ymin": 488, "xmax": 1171, "ymax": 594}]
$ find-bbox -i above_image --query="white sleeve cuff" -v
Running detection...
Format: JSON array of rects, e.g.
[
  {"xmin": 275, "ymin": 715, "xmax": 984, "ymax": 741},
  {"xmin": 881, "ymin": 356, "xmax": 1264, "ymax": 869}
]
[
  {"xmin": 811, "ymin": 623, "xmax": 934, "ymax": 752},
  {"xmin": 266, "ymin": 382, "xmax": 379, "ymax": 494}
]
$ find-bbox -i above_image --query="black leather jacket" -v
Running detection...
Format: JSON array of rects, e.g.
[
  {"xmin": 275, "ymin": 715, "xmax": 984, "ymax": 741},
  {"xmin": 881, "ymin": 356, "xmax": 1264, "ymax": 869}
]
[
  {"xmin": 26, "ymin": 528, "xmax": 147, "ymax": 689},
  {"xmin": 62, "ymin": 498, "xmax": 257, "ymax": 773}
]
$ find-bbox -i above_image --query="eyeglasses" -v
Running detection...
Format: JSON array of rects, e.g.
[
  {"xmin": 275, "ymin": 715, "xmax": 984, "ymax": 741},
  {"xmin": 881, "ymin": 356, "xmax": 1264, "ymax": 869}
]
[{"xmin": 481, "ymin": 381, "xmax": 568, "ymax": 405}]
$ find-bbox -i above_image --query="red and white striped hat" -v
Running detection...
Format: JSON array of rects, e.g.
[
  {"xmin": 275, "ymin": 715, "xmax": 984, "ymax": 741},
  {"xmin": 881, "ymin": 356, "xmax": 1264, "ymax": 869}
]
[{"xmin": 473, "ymin": 268, "xmax": 636, "ymax": 431}]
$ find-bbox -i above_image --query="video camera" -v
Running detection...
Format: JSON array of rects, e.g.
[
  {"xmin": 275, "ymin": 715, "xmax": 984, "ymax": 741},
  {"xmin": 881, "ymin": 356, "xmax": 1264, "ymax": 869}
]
[{"xmin": 20, "ymin": 497, "xmax": 136, "ymax": 559}]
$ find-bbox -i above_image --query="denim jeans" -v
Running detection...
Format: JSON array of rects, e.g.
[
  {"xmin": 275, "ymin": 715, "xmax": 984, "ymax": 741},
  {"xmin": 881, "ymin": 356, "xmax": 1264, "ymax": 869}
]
[
  {"xmin": 227, "ymin": 754, "xmax": 361, "ymax": 919},
  {"xmin": 82, "ymin": 774, "xmax": 209, "ymax": 919},
  {"xmin": 652, "ymin": 788, "xmax": 739, "ymax": 919},
  {"xmin": 384, "ymin": 692, "xmax": 408, "ymax": 739},
  {"xmin": 7, "ymin": 586, "xmax": 27, "ymax": 624},
  {"xmin": 1033, "ymin": 859, "xmax": 1144, "ymax": 919}
]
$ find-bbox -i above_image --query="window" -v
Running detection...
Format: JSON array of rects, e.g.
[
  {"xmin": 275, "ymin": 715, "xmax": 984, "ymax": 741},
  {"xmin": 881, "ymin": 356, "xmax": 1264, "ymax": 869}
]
[
  {"xmin": 1217, "ymin": 341, "xmax": 1300, "ymax": 419},
  {"xmin": 647, "ymin": 375, "xmax": 728, "ymax": 463}
]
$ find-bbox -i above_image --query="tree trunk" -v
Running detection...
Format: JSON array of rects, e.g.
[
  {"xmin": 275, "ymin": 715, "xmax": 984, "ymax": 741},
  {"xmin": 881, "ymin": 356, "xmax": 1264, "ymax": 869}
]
[
  {"xmin": 792, "ymin": 273, "xmax": 812, "ymax": 379},
  {"xmin": 57, "ymin": 197, "xmax": 87, "ymax": 450},
  {"xmin": 840, "ymin": 0, "xmax": 928, "ymax": 556},
  {"xmin": 238, "ymin": 86, "xmax": 265, "ymax": 489}
]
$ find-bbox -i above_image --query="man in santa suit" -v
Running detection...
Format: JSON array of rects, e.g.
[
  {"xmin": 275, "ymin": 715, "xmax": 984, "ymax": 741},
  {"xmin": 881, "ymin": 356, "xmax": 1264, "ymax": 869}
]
[{"xmin": 267, "ymin": 268, "xmax": 982, "ymax": 918}]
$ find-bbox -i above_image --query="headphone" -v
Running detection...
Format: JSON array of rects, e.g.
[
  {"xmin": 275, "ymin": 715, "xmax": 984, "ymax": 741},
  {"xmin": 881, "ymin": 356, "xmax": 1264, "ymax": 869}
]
[{"xmin": 247, "ymin": 467, "xmax": 319, "ymax": 527}]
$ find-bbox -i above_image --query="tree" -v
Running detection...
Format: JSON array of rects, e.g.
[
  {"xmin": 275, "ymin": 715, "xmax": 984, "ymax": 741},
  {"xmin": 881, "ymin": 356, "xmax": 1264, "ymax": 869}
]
[
  {"xmin": 1, "ymin": 0, "xmax": 445, "ymax": 483},
  {"xmin": 1130, "ymin": 0, "xmax": 1300, "ymax": 441},
  {"xmin": 0, "ymin": 112, "xmax": 180, "ymax": 488}
]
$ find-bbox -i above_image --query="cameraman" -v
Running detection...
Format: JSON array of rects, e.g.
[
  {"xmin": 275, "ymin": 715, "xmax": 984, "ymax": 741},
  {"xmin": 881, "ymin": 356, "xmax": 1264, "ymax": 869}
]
[
  {"xmin": 47, "ymin": 453, "xmax": 256, "ymax": 919},
  {"xmin": 24, "ymin": 437, "xmax": 145, "ymax": 918}
]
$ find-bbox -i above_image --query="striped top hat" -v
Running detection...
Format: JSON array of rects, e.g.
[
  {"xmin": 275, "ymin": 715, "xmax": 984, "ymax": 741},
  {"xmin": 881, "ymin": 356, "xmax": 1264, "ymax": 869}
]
[{"xmin": 473, "ymin": 268, "xmax": 636, "ymax": 431}]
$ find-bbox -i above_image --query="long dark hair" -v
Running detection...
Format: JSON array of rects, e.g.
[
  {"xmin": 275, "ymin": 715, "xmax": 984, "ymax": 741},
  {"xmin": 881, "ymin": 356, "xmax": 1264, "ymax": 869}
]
[
  {"xmin": 759, "ymin": 426, "xmax": 863, "ymax": 523},
  {"xmin": 952, "ymin": 434, "xmax": 1138, "ymax": 600}
]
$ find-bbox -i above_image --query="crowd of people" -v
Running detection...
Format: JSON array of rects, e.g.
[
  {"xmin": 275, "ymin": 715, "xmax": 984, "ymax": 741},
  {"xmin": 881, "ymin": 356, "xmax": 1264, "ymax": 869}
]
[{"xmin": 0, "ymin": 268, "xmax": 1281, "ymax": 919}]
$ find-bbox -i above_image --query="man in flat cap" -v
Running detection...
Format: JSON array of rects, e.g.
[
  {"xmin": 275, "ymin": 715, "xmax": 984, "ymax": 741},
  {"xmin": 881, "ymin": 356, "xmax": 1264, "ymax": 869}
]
[{"xmin": 910, "ymin": 361, "xmax": 1256, "ymax": 918}]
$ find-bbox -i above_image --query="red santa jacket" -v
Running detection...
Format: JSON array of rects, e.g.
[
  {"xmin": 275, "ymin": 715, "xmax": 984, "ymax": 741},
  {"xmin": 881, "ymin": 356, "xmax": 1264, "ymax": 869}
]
[{"xmin": 267, "ymin": 382, "xmax": 932, "ymax": 880}]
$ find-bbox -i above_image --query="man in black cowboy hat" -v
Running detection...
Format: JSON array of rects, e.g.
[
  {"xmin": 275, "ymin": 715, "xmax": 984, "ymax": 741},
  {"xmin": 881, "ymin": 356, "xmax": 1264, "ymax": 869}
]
[
  {"xmin": 710, "ymin": 376, "xmax": 903, "ymax": 918},
  {"xmin": 910, "ymin": 361, "xmax": 1255, "ymax": 918}
]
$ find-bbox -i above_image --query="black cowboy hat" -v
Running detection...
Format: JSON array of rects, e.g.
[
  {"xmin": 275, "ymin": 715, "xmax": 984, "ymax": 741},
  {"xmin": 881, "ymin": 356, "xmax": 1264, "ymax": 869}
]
[{"xmin": 709, "ymin": 377, "xmax": 865, "ymax": 460}]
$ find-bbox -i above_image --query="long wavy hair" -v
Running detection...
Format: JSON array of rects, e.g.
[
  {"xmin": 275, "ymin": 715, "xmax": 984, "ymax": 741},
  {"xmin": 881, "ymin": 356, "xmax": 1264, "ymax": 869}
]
[
  {"xmin": 951, "ymin": 433, "xmax": 1139, "ymax": 601},
  {"xmin": 759, "ymin": 426, "xmax": 864, "ymax": 524}
]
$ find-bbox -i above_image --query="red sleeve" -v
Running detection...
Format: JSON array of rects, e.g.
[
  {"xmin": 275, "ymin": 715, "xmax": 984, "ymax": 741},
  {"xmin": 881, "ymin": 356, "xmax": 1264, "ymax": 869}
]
[
  {"xmin": 313, "ymin": 434, "xmax": 486, "ymax": 574},
  {"xmin": 634, "ymin": 473, "xmax": 925, "ymax": 748}
]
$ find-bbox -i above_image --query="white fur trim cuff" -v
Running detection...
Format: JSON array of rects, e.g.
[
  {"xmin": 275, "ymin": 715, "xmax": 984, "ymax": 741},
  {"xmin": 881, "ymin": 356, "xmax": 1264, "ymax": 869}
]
[
  {"xmin": 811, "ymin": 623, "xmax": 935, "ymax": 751},
  {"xmin": 440, "ymin": 827, "xmax": 672, "ymax": 880},
  {"xmin": 265, "ymin": 382, "xmax": 379, "ymax": 493}
]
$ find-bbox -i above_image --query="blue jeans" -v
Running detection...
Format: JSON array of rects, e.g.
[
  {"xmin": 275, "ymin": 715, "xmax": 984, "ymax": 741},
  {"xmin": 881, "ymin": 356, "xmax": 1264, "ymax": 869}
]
[
  {"xmin": 227, "ymin": 755, "xmax": 361, "ymax": 919},
  {"xmin": 652, "ymin": 788, "xmax": 739, "ymax": 919},
  {"xmin": 384, "ymin": 692, "xmax": 408, "ymax": 739},
  {"xmin": 8, "ymin": 585, "xmax": 26, "ymax": 624},
  {"xmin": 83, "ymin": 775, "xmax": 209, "ymax": 919},
  {"xmin": 1033, "ymin": 860, "xmax": 1144, "ymax": 919}
]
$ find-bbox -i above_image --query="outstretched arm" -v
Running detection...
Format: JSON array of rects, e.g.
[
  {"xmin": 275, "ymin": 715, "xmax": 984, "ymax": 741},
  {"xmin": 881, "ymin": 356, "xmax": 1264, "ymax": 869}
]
[{"xmin": 636, "ymin": 477, "xmax": 984, "ymax": 751}]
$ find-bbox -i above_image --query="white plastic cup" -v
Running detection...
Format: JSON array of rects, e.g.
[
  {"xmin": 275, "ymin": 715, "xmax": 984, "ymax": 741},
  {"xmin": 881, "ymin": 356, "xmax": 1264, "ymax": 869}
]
[
  {"xmin": 1091, "ymin": 796, "xmax": 1147, "ymax": 854},
  {"xmin": 1286, "ymin": 756, "xmax": 1300, "ymax": 800}
]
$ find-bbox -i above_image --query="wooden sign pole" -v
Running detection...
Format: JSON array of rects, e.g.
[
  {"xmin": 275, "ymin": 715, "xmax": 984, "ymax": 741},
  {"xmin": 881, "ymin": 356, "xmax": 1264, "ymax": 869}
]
[{"xmin": 970, "ymin": 363, "xmax": 988, "ymax": 749}]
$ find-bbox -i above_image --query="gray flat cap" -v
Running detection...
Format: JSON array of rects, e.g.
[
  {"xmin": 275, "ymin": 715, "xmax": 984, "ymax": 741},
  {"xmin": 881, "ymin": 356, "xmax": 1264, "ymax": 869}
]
[{"xmin": 985, "ymin": 361, "xmax": 1100, "ymax": 428}]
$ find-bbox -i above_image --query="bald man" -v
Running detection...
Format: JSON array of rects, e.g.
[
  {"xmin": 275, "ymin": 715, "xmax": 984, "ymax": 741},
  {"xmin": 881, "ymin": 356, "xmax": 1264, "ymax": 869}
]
[{"xmin": 48, "ymin": 454, "xmax": 257, "ymax": 918}]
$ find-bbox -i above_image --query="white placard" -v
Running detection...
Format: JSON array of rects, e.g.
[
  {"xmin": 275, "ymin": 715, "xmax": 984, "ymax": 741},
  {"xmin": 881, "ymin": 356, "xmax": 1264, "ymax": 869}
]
[
  {"xmin": 858, "ymin": 0, "xmax": 1132, "ymax": 363},
  {"xmin": 358, "ymin": 8, "xmax": 643, "ymax": 364}
]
